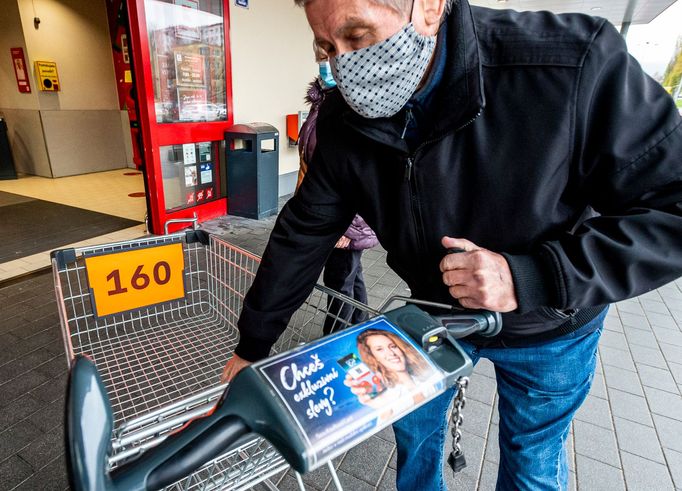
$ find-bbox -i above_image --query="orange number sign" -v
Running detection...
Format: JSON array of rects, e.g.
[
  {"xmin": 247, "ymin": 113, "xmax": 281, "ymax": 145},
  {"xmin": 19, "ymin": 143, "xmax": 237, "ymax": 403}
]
[{"xmin": 84, "ymin": 243, "xmax": 186, "ymax": 317}]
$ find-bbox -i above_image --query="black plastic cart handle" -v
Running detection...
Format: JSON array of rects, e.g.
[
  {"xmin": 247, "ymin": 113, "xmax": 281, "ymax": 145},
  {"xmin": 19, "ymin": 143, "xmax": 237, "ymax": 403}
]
[{"xmin": 66, "ymin": 305, "xmax": 501, "ymax": 491}]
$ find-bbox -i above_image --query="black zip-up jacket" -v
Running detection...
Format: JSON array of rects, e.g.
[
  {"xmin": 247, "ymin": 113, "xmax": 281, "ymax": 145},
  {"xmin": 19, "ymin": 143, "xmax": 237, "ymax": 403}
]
[{"xmin": 235, "ymin": 1, "xmax": 682, "ymax": 361}]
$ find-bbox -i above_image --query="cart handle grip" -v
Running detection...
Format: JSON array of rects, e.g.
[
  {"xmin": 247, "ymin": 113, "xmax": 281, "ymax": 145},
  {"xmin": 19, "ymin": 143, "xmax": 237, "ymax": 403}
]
[
  {"xmin": 145, "ymin": 415, "xmax": 250, "ymax": 490},
  {"xmin": 379, "ymin": 295, "xmax": 462, "ymax": 314},
  {"xmin": 66, "ymin": 356, "xmax": 251, "ymax": 491}
]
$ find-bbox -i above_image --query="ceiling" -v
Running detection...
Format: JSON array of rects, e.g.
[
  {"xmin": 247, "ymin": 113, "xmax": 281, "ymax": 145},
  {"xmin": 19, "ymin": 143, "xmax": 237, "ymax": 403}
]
[{"xmin": 469, "ymin": 0, "xmax": 678, "ymax": 26}]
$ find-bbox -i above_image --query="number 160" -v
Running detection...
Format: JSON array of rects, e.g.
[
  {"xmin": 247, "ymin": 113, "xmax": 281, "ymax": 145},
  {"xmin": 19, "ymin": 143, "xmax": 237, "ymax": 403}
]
[{"xmin": 106, "ymin": 261, "xmax": 171, "ymax": 296}]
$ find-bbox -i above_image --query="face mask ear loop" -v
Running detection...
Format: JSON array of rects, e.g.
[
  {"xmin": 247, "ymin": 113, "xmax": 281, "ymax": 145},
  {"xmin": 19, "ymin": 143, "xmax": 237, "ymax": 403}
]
[{"xmin": 409, "ymin": 0, "xmax": 417, "ymax": 23}]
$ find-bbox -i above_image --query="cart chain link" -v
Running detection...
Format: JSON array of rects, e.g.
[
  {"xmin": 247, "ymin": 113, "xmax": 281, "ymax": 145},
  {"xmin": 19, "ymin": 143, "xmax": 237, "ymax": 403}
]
[{"xmin": 447, "ymin": 376, "xmax": 469, "ymax": 474}]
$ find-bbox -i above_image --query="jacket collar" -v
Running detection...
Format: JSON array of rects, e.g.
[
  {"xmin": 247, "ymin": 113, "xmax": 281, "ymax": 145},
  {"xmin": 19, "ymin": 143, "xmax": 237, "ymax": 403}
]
[{"xmin": 321, "ymin": 0, "xmax": 485, "ymax": 154}]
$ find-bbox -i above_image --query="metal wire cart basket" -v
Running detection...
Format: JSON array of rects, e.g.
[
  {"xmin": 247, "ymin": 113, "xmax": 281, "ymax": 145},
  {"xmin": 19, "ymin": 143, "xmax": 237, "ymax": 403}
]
[{"xmin": 52, "ymin": 229, "xmax": 376, "ymax": 490}]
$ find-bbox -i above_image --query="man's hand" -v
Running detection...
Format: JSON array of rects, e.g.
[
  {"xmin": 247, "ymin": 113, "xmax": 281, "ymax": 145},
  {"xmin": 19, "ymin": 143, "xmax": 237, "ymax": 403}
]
[
  {"xmin": 220, "ymin": 354, "xmax": 252, "ymax": 384},
  {"xmin": 439, "ymin": 236, "xmax": 518, "ymax": 312},
  {"xmin": 335, "ymin": 236, "xmax": 351, "ymax": 249}
]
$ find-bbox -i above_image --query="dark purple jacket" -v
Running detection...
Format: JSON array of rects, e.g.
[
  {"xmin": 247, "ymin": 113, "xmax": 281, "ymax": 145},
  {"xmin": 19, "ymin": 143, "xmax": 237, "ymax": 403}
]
[{"xmin": 298, "ymin": 80, "xmax": 378, "ymax": 251}]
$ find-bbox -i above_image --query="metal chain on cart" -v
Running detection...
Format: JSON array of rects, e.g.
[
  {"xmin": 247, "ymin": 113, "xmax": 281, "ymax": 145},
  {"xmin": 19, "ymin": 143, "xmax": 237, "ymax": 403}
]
[{"xmin": 447, "ymin": 376, "xmax": 469, "ymax": 474}]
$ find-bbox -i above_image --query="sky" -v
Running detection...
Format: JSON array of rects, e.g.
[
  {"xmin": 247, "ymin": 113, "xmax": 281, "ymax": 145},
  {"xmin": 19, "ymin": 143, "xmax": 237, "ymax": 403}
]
[{"xmin": 625, "ymin": 0, "xmax": 682, "ymax": 79}]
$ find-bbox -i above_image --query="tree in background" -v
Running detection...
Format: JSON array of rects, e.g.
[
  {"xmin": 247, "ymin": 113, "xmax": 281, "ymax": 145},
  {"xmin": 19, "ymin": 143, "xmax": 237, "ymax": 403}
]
[{"xmin": 662, "ymin": 35, "xmax": 682, "ymax": 101}]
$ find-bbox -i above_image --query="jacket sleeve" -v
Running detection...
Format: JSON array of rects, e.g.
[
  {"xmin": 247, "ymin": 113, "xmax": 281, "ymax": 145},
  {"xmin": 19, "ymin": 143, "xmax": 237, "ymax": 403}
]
[
  {"xmin": 235, "ymin": 150, "xmax": 354, "ymax": 361},
  {"xmin": 505, "ymin": 20, "xmax": 682, "ymax": 313}
]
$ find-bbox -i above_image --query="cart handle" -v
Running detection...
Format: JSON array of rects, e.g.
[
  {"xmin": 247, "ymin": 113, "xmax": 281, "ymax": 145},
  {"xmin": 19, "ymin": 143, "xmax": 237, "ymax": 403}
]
[
  {"xmin": 66, "ymin": 302, "xmax": 499, "ymax": 489},
  {"xmin": 143, "ymin": 414, "xmax": 249, "ymax": 490},
  {"xmin": 380, "ymin": 296, "xmax": 502, "ymax": 339},
  {"xmin": 65, "ymin": 356, "xmax": 250, "ymax": 491},
  {"xmin": 379, "ymin": 248, "xmax": 502, "ymax": 339},
  {"xmin": 379, "ymin": 295, "xmax": 462, "ymax": 314}
]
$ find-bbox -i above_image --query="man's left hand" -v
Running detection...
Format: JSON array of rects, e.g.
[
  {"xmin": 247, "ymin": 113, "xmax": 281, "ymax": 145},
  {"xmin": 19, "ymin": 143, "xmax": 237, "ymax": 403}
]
[{"xmin": 439, "ymin": 236, "xmax": 518, "ymax": 312}]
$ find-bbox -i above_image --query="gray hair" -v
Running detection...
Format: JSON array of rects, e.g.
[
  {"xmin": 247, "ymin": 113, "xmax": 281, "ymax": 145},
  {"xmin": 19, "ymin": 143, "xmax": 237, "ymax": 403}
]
[{"xmin": 293, "ymin": 0, "xmax": 455, "ymax": 16}]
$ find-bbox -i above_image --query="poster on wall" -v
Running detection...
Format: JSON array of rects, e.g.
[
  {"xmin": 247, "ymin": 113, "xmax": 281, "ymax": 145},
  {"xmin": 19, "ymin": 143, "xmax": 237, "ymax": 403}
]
[
  {"xmin": 200, "ymin": 163, "xmax": 213, "ymax": 184},
  {"xmin": 177, "ymin": 87, "xmax": 208, "ymax": 121},
  {"xmin": 175, "ymin": 52, "xmax": 205, "ymax": 87},
  {"xmin": 10, "ymin": 48, "xmax": 31, "ymax": 93},
  {"xmin": 182, "ymin": 143, "xmax": 197, "ymax": 165},
  {"xmin": 184, "ymin": 166, "xmax": 198, "ymax": 186},
  {"xmin": 198, "ymin": 142, "xmax": 212, "ymax": 162},
  {"xmin": 156, "ymin": 53, "xmax": 175, "ymax": 121}
]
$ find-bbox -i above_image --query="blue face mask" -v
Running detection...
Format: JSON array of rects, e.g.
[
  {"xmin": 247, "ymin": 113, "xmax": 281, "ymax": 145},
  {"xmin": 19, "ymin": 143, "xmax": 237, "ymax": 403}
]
[{"xmin": 318, "ymin": 61, "xmax": 336, "ymax": 89}]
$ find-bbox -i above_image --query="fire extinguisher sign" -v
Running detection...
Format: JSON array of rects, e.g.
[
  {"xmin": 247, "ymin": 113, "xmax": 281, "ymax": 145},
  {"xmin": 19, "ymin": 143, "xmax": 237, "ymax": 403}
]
[{"xmin": 10, "ymin": 48, "xmax": 31, "ymax": 93}]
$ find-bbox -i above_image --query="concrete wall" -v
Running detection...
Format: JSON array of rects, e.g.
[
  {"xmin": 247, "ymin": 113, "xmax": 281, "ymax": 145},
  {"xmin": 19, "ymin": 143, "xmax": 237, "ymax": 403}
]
[
  {"xmin": 0, "ymin": 1, "xmax": 39, "ymax": 111},
  {"xmin": 0, "ymin": 0, "xmax": 132, "ymax": 178},
  {"xmin": 41, "ymin": 110, "xmax": 129, "ymax": 177},
  {"xmin": 0, "ymin": 109, "xmax": 52, "ymax": 176},
  {"xmin": 0, "ymin": 0, "xmax": 49, "ymax": 176},
  {"xmin": 228, "ymin": 1, "xmax": 317, "ymax": 194},
  {"xmin": 17, "ymin": 0, "xmax": 119, "ymax": 111}
]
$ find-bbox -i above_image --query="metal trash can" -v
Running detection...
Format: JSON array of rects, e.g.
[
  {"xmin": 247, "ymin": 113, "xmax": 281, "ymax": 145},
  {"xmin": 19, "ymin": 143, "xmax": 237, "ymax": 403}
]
[
  {"xmin": 0, "ymin": 117, "xmax": 17, "ymax": 180},
  {"xmin": 225, "ymin": 123, "xmax": 279, "ymax": 220}
]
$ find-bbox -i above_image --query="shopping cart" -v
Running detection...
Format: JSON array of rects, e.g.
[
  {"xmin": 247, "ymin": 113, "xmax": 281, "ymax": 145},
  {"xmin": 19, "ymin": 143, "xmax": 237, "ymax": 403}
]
[{"xmin": 53, "ymin": 229, "xmax": 501, "ymax": 490}]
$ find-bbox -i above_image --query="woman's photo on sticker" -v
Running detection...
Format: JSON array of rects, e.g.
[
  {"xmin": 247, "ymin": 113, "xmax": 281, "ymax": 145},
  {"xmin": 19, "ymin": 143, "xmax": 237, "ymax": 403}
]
[{"xmin": 345, "ymin": 328, "xmax": 439, "ymax": 419}]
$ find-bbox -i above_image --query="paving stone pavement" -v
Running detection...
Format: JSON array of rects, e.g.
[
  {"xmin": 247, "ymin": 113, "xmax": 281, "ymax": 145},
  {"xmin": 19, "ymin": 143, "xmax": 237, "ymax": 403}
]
[{"xmin": 1, "ymin": 203, "xmax": 682, "ymax": 490}]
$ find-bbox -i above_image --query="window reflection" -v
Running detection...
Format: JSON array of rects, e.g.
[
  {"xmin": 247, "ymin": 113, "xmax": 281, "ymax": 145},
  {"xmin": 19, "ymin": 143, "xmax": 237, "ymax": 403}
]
[{"xmin": 146, "ymin": 0, "xmax": 227, "ymax": 123}]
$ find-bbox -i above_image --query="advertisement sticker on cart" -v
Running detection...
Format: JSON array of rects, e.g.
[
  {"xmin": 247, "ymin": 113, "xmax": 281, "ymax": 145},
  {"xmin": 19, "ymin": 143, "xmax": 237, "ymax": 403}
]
[
  {"xmin": 83, "ymin": 242, "xmax": 187, "ymax": 318},
  {"xmin": 258, "ymin": 317, "xmax": 446, "ymax": 467}
]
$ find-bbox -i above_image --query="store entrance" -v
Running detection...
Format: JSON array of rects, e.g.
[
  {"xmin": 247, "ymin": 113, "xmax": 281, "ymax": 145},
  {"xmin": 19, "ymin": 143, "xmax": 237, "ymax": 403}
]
[
  {"xmin": 126, "ymin": 0, "xmax": 234, "ymax": 234},
  {"xmin": 0, "ymin": 0, "xmax": 150, "ymax": 281}
]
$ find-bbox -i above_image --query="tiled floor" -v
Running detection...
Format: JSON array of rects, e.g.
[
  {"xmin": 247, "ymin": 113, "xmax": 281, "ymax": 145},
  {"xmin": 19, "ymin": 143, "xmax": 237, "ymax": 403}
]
[
  {"xmin": 1, "ymin": 207, "xmax": 682, "ymax": 490},
  {"xmin": 0, "ymin": 224, "xmax": 146, "ymax": 282},
  {"xmin": 0, "ymin": 170, "xmax": 146, "ymax": 222},
  {"xmin": 0, "ymin": 170, "xmax": 147, "ymax": 281}
]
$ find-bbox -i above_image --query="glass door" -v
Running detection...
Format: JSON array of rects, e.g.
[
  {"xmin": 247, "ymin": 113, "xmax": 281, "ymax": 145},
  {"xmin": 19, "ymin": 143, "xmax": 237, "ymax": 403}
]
[{"xmin": 128, "ymin": 0, "xmax": 233, "ymax": 233}]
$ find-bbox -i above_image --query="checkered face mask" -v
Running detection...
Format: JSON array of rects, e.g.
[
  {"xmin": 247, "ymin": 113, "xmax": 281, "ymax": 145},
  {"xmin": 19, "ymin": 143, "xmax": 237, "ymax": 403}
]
[{"xmin": 330, "ymin": 23, "xmax": 436, "ymax": 119}]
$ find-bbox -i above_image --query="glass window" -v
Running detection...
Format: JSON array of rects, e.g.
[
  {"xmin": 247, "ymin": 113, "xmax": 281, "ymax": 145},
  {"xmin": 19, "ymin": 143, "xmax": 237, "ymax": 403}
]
[
  {"xmin": 145, "ymin": 0, "xmax": 227, "ymax": 123},
  {"xmin": 161, "ymin": 141, "xmax": 224, "ymax": 211}
]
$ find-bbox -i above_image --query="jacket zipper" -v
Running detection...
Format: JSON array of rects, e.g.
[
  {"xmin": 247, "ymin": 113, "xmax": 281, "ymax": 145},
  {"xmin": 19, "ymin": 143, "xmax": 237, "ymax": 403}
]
[
  {"xmin": 402, "ymin": 109, "xmax": 483, "ymax": 257},
  {"xmin": 401, "ymin": 107, "xmax": 413, "ymax": 140},
  {"xmin": 403, "ymin": 109, "xmax": 483, "ymax": 180}
]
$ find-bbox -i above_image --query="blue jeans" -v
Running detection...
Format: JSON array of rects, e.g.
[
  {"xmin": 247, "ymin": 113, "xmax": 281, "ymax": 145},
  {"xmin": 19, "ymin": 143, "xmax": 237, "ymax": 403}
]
[{"xmin": 393, "ymin": 309, "xmax": 607, "ymax": 491}]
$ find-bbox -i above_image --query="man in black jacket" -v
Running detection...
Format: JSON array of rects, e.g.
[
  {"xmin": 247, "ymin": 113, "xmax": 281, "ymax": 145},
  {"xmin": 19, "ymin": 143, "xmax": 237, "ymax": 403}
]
[{"xmin": 222, "ymin": 0, "xmax": 682, "ymax": 488}]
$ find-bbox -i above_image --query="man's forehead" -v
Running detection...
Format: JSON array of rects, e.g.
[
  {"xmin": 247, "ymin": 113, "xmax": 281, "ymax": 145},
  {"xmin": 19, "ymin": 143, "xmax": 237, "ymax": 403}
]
[
  {"xmin": 330, "ymin": 16, "xmax": 376, "ymax": 37},
  {"xmin": 306, "ymin": 0, "xmax": 393, "ymax": 33}
]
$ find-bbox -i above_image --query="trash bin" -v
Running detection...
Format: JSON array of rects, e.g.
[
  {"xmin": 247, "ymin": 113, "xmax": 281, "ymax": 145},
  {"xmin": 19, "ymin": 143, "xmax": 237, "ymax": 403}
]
[
  {"xmin": 225, "ymin": 123, "xmax": 279, "ymax": 219},
  {"xmin": 0, "ymin": 117, "xmax": 18, "ymax": 180}
]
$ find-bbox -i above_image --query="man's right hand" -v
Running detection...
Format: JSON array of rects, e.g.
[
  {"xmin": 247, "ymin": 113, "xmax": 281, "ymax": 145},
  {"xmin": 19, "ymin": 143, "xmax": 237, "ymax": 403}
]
[{"xmin": 220, "ymin": 353, "xmax": 252, "ymax": 384}]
